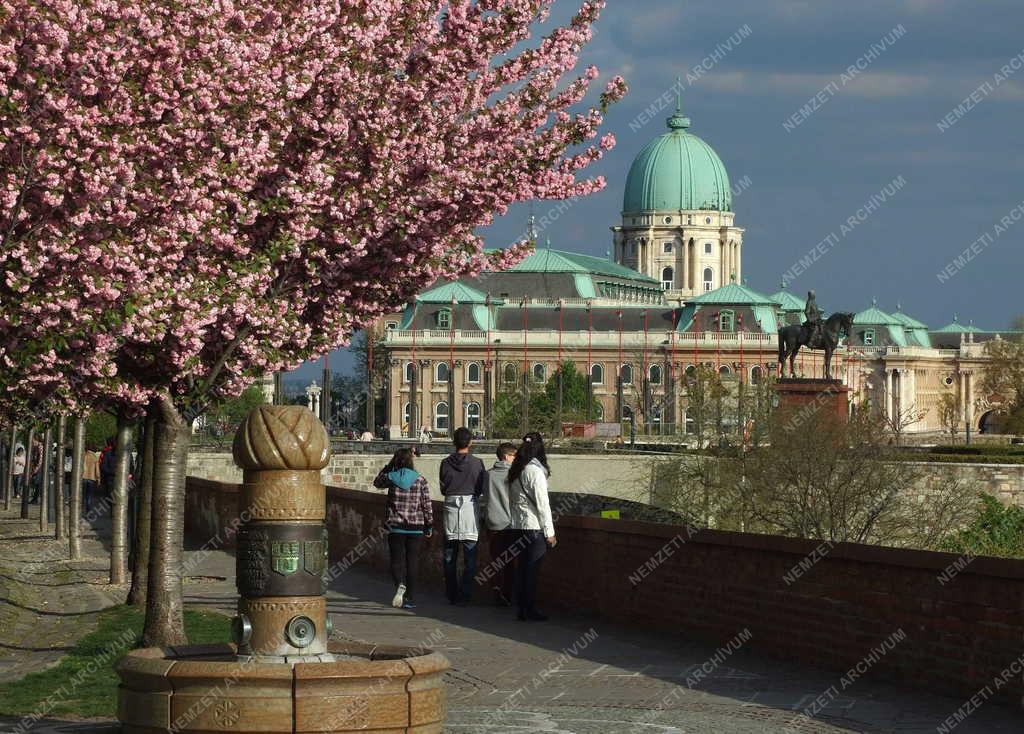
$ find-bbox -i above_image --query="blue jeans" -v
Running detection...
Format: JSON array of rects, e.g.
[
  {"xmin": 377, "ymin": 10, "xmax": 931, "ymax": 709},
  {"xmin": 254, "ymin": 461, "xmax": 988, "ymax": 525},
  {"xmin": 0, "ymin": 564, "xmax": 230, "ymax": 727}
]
[{"xmin": 443, "ymin": 540, "xmax": 478, "ymax": 603}]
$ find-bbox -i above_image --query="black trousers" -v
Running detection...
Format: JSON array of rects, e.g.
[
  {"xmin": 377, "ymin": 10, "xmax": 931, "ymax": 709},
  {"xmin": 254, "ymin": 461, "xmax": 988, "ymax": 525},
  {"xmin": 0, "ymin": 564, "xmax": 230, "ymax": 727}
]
[
  {"xmin": 487, "ymin": 528, "xmax": 518, "ymax": 603},
  {"xmin": 513, "ymin": 530, "xmax": 548, "ymax": 614},
  {"xmin": 387, "ymin": 533, "xmax": 423, "ymax": 602}
]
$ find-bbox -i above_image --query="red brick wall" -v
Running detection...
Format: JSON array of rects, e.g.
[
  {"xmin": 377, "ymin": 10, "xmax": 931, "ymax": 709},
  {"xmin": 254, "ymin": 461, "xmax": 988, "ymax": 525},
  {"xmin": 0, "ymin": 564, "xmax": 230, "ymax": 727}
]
[{"xmin": 185, "ymin": 476, "xmax": 1024, "ymax": 708}]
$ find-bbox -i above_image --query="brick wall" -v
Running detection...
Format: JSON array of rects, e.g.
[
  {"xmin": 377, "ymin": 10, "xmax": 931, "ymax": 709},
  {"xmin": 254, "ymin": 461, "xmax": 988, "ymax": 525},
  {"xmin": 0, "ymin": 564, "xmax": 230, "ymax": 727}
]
[{"xmin": 185, "ymin": 477, "xmax": 1024, "ymax": 709}]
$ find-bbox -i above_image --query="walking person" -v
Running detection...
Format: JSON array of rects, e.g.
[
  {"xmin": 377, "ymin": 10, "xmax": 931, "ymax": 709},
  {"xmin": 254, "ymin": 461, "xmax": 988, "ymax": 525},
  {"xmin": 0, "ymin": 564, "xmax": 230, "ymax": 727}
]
[
  {"xmin": 482, "ymin": 442, "xmax": 519, "ymax": 607},
  {"xmin": 82, "ymin": 446, "xmax": 100, "ymax": 514},
  {"xmin": 11, "ymin": 444, "xmax": 26, "ymax": 499},
  {"xmin": 439, "ymin": 427, "xmax": 486, "ymax": 606},
  {"xmin": 508, "ymin": 432, "xmax": 556, "ymax": 622},
  {"xmin": 373, "ymin": 448, "xmax": 433, "ymax": 610}
]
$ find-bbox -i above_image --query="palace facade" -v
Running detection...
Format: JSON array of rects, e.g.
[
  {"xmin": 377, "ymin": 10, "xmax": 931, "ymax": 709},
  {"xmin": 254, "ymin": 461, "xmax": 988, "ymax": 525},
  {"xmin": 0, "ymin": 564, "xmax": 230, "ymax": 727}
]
[{"xmin": 372, "ymin": 102, "xmax": 1011, "ymax": 439}]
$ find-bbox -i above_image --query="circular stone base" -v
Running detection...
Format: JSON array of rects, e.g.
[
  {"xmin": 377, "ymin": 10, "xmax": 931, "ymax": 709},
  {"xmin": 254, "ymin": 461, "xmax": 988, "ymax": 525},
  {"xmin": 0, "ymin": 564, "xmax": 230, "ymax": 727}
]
[{"xmin": 117, "ymin": 641, "xmax": 447, "ymax": 733}]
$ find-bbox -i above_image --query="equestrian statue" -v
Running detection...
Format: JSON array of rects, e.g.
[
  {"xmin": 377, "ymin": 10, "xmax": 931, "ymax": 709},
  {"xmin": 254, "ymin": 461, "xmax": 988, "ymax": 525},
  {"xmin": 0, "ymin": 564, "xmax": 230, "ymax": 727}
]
[{"xmin": 777, "ymin": 290, "xmax": 854, "ymax": 379}]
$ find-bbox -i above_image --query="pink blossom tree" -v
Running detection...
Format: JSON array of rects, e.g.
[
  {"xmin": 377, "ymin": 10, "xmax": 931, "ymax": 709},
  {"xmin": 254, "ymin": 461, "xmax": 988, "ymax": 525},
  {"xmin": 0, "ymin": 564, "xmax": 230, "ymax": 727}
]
[{"xmin": 1, "ymin": 0, "xmax": 626, "ymax": 645}]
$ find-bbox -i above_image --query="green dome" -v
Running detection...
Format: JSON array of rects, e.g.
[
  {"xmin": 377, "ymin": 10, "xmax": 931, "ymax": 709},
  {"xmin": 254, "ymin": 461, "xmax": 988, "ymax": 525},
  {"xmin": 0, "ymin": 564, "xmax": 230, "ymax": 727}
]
[{"xmin": 623, "ymin": 106, "xmax": 732, "ymax": 213}]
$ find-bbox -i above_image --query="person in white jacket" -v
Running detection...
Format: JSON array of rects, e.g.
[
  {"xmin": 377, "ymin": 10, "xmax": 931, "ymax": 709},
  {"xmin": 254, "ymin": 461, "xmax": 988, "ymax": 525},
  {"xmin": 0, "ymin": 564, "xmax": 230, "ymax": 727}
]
[{"xmin": 507, "ymin": 432, "xmax": 556, "ymax": 621}]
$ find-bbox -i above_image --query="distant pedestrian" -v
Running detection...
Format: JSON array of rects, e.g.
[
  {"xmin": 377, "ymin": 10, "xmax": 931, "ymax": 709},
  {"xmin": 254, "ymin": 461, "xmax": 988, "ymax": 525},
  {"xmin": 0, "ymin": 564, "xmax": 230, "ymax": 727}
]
[
  {"xmin": 508, "ymin": 432, "xmax": 556, "ymax": 622},
  {"xmin": 99, "ymin": 436, "xmax": 116, "ymax": 497},
  {"xmin": 419, "ymin": 426, "xmax": 431, "ymax": 444},
  {"xmin": 28, "ymin": 441, "xmax": 42, "ymax": 503},
  {"xmin": 82, "ymin": 447, "xmax": 100, "ymax": 513},
  {"xmin": 439, "ymin": 427, "xmax": 486, "ymax": 605},
  {"xmin": 11, "ymin": 444, "xmax": 26, "ymax": 498},
  {"xmin": 359, "ymin": 429, "xmax": 374, "ymax": 442},
  {"xmin": 483, "ymin": 442, "xmax": 518, "ymax": 607},
  {"xmin": 373, "ymin": 448, "xmax": 433, "ymax": 610}
]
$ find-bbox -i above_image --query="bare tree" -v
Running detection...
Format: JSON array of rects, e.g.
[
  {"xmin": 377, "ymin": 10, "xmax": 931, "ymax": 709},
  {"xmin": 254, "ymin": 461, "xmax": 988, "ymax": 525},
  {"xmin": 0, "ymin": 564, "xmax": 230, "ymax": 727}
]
[{"xmin": 937, "ymin": 392, "xmax": 961, "ymax": 444}]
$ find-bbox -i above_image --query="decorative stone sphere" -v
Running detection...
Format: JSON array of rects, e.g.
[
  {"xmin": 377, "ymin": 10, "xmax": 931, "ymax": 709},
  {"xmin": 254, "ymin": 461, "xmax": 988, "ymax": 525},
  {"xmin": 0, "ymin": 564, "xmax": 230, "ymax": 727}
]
[{"xmin": 233, "ymin": 405, "xmax": 329, "ymax": 472}]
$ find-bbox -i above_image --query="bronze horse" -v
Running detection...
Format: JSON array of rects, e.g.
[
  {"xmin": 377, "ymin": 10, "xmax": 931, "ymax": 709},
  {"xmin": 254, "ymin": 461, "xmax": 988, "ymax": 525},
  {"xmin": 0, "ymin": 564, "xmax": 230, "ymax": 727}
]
[{"xmin": 777, "ymin": 312, "xmax": 854, "ymax": 379}]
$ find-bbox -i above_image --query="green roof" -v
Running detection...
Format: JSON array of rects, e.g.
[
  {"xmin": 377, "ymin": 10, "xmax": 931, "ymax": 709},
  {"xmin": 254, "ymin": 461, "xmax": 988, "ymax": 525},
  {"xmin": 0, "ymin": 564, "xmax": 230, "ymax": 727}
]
[
  {"xmin": 506, "ymin": 247, "xmax": 658, "ymax": 283},
  {"xmin": 853, "ymin": 304, "xmax": 902, "ymax": 326},
  {"xmin": 623, "ymin": 105, "xmax": 732, "ymax": 213},
  {"xmin": 889, "ymin": 308, "xmax": 929, "ymax": 330},
  {"xmin": 418, "ymin": 281, "xmax": 489, "ymax": 304},
  {"xmin": 934, "ymin": 318, "xmax": 984, "ymax": 333},
  {"xmin": 691, "ymin": 282, "xmax": 778, "ymax": 305},
  {"xmin": 770, "ymin": 287, "xmax": 806, "ymax": 312}
]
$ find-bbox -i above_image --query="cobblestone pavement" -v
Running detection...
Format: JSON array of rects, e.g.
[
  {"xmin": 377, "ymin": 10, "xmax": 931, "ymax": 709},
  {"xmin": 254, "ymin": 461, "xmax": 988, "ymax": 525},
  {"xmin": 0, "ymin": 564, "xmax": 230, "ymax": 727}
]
[{"xmin": 1, "ymin": 508, "xmax": 1021, "ymax": 733}]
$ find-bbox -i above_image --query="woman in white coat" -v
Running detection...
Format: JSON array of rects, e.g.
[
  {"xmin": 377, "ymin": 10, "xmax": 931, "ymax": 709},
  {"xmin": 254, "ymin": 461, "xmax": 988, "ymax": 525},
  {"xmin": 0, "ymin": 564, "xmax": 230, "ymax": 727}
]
[{"xmin": 507, "ymin": 432, "xmax": 556, "ymax": 621}]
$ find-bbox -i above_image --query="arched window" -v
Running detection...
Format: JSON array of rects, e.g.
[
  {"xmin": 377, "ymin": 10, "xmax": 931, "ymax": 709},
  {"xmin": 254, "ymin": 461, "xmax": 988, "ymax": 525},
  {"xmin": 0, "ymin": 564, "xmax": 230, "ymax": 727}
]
[
  {"xmin": 437, "ymin": 308, "xmax": 451, "ymax": 330},
  {"xmin": 685, "ymin": 364, "xmax": 696, "ymax": 378},
  {"xmin": 661, "ymin": 267, "xmax": 674, "ymax": 290},
  {"xmin": 403, "ymin": 402, "xmax": 411, "ymax": 426},
  {"xmin": 590, "ymin": 363, "xmax": 604, "ymax": 385},
  {"xmin": 503, "ymin": 362, "xmax": 517, "ymax": 384},
  {"xmin": 594, "ymin": 402, "xmax": 604, "ymax": 419},
  {"xmin": 703, "ymin": 267, "xmax": 714, "ymax": 291},
  {"xmin": 719, "ymin": 365, "xmax": 731, "ymax": 376},
  {"xmin": 435, "ymin": 362, "xmax": 449, "ymax": 383},
  {"xmin": 465, "ymin": 402, "xmax": 481, "ymax": 430},
  {"xmin": 404, "ymin": 362, "xmax": 414, "ymax": 383},
  {"xmin": 533, "ymin": 363, "xmax": 546, "ymax": 383},
  {"xmin": 466, "ymin": 362, "xmax": 481, "ymax": 384},
  {"xmin": 720, "ymin": 309, "xmax": 735, "ymax": 332},
  {"xmin": 751, "ymin": 365, "xmax": 764, "ymax": 384},
  {"xmin": 649, "ymin": 364, "xmax": 662, "ymax": 385},
  {"xmin": 620, "ymin": 363, "xmax": 633, "ymax": 385},
  {"xmin": 434, "ymin": 402, "xmax": 449, "ymax": 432}
]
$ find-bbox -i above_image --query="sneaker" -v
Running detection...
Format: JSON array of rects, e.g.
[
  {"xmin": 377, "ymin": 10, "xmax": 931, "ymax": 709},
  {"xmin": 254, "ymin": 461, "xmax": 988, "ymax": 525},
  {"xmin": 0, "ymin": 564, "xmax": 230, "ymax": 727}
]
[
  {"xmin": 401, "ymin": 600, "xmax": 417, "ymax": 610},
  {"xmin": 391, "ymin": 584, "xmax": 406, "ymax": 608}
]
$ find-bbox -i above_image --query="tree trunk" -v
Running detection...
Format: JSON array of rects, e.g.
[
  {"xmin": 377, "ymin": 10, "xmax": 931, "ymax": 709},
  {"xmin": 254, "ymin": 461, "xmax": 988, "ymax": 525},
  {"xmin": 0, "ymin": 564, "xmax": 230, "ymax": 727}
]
[
  {"xmin": 54, "ymin": 415, "xmax": 66, "ymax": 539},
  {"xmin": 110, "ymin": 414, "xmax": 133, "ymax": 584},
  {"xmin": 38, "ymin": 425, "xmax": 51, "ymax": 532},
  {"xmin": 142, "ymin": 395, "xmax": 189, "ymax": 647},
  {"xmin": 69, "ymin": 417, "xmax": 84, "ymax": 560},
  {"xmin": 3, "ymin": 424, "xmax": 14, "ymax": 511},
  {"xmin": 20, "ymin": 426, "xmax": 35, "ymax": 519},
  {"xmin": 128, "ymin": 408, "xmax": 156, "ymax": 606}
]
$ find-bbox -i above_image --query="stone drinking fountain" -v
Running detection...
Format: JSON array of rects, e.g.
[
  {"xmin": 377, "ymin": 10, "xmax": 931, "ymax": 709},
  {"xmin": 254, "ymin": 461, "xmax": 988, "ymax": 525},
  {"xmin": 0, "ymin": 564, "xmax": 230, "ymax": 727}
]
[{"xmin": 117, "ymin": 405, "xmax": 448, "ymax": 732}]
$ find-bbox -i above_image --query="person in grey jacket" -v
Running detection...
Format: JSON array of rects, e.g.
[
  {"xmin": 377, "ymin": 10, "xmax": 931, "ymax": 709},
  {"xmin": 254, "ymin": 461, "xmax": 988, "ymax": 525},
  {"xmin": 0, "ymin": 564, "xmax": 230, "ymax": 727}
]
[
  {"xmin": 439, "ymin": 427, "xmax": 486, "ymax": 605},
  {"xmin": 482, "ymin": 442, "xmax": 518, "ymax": 606}
]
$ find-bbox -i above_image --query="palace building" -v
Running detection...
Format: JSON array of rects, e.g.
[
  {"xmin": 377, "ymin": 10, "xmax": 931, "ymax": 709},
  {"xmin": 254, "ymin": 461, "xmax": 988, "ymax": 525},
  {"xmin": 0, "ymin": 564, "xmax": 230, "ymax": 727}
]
[{"xmin": 372, "ymin": 102, "xmax": 1010, "ymax": 440}]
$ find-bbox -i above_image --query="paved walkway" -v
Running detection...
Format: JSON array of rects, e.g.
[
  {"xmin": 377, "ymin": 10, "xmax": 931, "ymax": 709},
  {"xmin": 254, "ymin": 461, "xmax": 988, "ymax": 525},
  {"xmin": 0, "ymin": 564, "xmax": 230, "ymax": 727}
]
[{"xmin": 0, "ymin": 504, "xmax": 1021, "ymax": 733}]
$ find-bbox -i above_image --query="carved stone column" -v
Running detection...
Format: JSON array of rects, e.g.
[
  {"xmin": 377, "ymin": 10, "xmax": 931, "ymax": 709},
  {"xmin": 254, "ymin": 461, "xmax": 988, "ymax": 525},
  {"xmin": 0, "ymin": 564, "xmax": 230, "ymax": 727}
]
[{"xmin": 232, "ymin": 406, "xmax": 332, "ymax": 662}]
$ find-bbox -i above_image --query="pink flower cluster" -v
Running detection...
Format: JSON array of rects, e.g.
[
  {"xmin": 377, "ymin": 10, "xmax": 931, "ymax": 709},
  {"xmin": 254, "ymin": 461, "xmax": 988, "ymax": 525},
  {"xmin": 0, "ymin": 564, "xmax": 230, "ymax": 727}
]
[{"xmin": 0, "ymin": 0, "xmax": 626, "ymax": 421}]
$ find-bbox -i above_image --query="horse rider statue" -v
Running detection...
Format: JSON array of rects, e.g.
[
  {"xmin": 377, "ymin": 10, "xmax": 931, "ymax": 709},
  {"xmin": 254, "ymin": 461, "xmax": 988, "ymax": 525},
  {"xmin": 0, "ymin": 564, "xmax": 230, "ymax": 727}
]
[{"xmin": 804, "ymin": 290, "xmax": 823, "ymax": 348}]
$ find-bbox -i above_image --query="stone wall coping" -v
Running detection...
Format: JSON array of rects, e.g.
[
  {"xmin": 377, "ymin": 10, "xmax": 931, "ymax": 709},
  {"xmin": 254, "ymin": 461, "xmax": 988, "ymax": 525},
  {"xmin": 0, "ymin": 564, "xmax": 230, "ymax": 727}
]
[{"xmin": 189, "ymin": 477, "xmax": 1024, "ymax": 583}]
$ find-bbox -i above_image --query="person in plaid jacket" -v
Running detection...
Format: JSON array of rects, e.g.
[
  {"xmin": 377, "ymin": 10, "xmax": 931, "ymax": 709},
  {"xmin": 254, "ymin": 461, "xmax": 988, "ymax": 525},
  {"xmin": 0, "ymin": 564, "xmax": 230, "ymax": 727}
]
[{"xmin": 373, "ymin": 448, "xmax": 434, "ymax": 610}]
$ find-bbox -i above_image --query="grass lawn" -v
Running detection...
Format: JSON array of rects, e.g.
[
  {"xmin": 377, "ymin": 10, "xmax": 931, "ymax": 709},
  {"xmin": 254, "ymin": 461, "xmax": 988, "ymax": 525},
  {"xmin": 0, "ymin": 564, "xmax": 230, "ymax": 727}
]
[{"xmin": 0, "ymin": 605, "xmax": 231, "ymax": 720}]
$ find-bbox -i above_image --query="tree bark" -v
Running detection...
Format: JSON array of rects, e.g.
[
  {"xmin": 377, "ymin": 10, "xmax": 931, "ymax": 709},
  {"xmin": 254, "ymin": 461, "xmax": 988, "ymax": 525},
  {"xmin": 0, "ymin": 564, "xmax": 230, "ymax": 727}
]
[
  {"xmin": 110, "ymin": 414, "xmax": 133, "ymax": 584},
  {"xmin": 69, "ymin": 417, "xmax": 84, "ymax": 560},
  {"xmin": 128, "ymin": 408, "xmax": 156, "ymax": 606},
  {"xmin": 3, "ymin": 424, "xmax": 14, "ymax": 511},
  {"xmin": 20, "ymin": 426, "xmax": 35, "ymax": 519},
  {"xmin": 142, "ymin": 395, "xmax": 189, "ymax": 647},
  {"xmin": 38, "ymin": 425, "xmax": 51, "ymax": 532},
  {"xmin": 54, "ymin": 415, "xmax": 66, "ymax": 539}
]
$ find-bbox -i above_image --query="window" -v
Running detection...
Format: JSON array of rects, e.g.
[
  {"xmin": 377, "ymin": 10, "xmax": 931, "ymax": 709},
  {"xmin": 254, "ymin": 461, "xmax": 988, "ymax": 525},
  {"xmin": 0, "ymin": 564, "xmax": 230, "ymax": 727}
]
[
  {"xmin": 620, "ymin": 363, "xmax": 633, "ymax": 385},
  {"xmin": 664, "ymin": 216, "xmax": 673, "ymax": 224},
  {"xmin": 663, "ymin": 241, "xmax": 673, "ymax": 253},
  {"xmin": 593, "ymin": 403, "xmax": 604, "ymax": 420},
  {"xmin": 533, "ymin": 363, "xmax": 546, "ymax": 383},
  {"xmin": 385, "ymin": 321, "xmax": 398, "ymax": 330},
  {"xmin": 684, "ymin": 410, "xmax": 695, "ymax": 434},
  {"xmin": 863, "ymin": 329, "xmax": 875, "ymax": 346},
  {"xmin": 704, "ymin": 242, "xmax": 713, "ymax": 254},
  {"xmin": 437, "ymin": 308, "xmax": 451, "ymax": 329},
  {"xmin": 649, "ymin": 364, "xmax": 662, "ymax": 385},
  {"xmin": 503, "ymin": 362, "xmax": 517, "ymax": 384},
  {"xmin": 685, "ymin": 364, "xmax": 696, "ymax": 378},
  {"xmin": 434, "ymin": 402, "xmax": 449, "ymax": 432},
  {"xmin": 590, "ymin": 363, "xmax": 604, "ymax": 385},
  {"xmin": 751, "ymin": 365, "xmax": 764, "ymax": 384},
  {"xmin": 465, "ymin": 402, "xmax": 481, "ymax": 430},
  {"xmin": 435, "ymin": 362, "xmax": 450, "ymax": 383},
  {"xmin": 703, "ymin": 267, "xmax": 714, "ymax": 291},
  {"xmin": 467, "ymin": 362, "xmax": 481, "ymax": 384},
  {"xmin": 404, "ymin": 362, "xmax": 414, "ymax": 383},
  {"xmin": 404, "ymin": 402, "xmax": 411, "ymax": 426},
  {"xmin": 687, "ymin": 215, "xmax": 693, "ymax": 225},
  {"xmin": 720, "ymin": 309, "xmax": 735, "ymax": 332},
  {"xmin": 705, "ymin": 216, "xmax": 712, "ymax": 224},
  {"xmin": 719, "ymin": 365, "xmax": 731, "ymax": 376},
  {"xmin": 661, "ymin": 267, "xmax": 674, "ymax": 290}
]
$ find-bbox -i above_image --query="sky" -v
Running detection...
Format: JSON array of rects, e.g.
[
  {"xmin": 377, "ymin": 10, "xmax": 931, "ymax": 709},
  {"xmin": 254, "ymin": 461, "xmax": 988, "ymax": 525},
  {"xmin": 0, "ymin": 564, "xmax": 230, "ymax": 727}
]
[{"xmin": 292, "ymin": 0, "xmax": 1024, "ymax": 381}]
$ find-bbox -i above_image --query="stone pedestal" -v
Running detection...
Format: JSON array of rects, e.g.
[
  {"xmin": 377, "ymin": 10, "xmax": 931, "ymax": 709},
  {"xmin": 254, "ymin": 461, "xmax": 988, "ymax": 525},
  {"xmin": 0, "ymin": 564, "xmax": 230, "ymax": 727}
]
[{"xmin": 773, "ymin": 378, "xmax": 850, "ymax": 423}]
